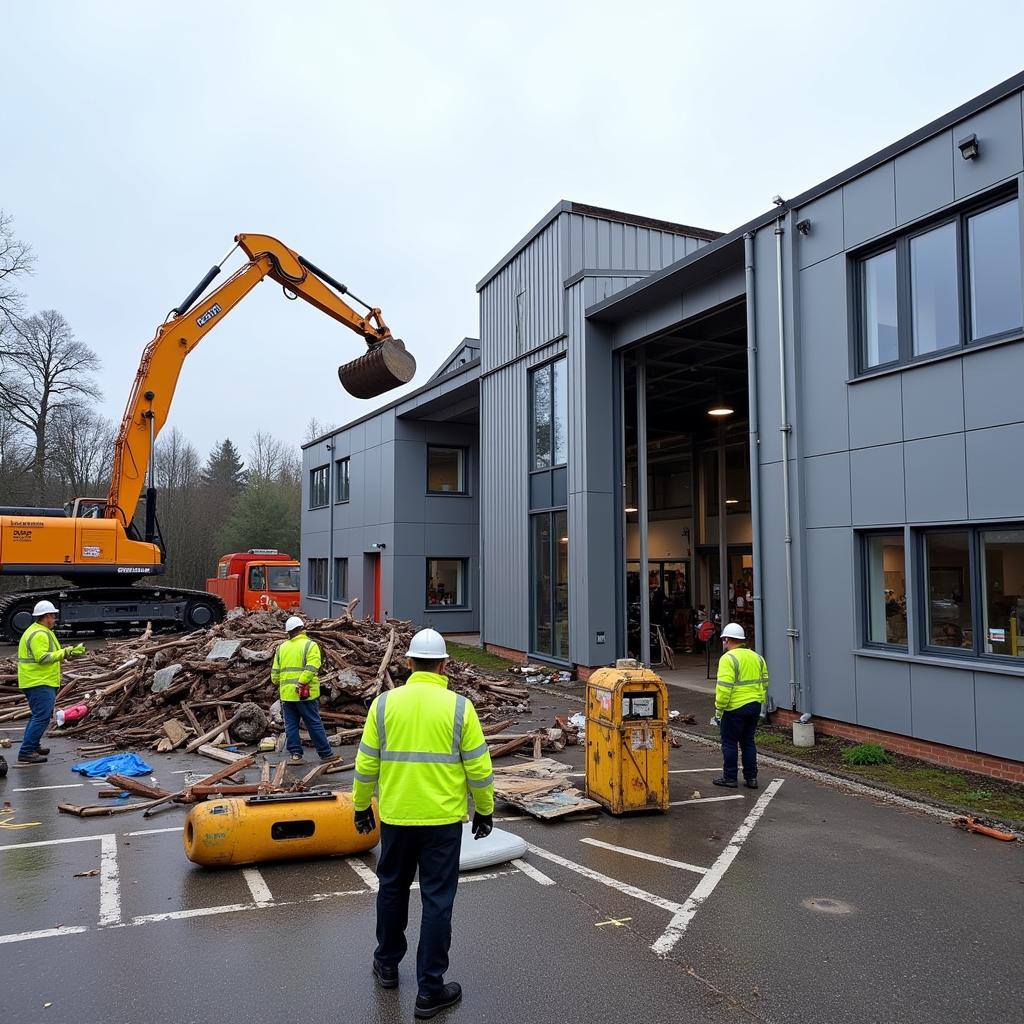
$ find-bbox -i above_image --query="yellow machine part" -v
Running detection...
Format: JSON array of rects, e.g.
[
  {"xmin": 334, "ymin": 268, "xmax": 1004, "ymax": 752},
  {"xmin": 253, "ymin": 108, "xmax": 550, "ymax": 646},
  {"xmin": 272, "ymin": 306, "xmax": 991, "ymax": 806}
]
[
  {"xmin": 183, "ymin": 790, "xmax": 379, "ymax": 867},
  {"xmin": 585, "ymin": 664, "xmax": 670, "ymax": 815}
]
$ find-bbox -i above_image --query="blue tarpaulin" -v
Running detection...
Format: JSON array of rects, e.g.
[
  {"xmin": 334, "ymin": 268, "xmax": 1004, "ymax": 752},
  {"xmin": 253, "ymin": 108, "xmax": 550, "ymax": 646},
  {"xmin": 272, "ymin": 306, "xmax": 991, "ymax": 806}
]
[{"xmin": 71, "ymin": 753, "xmax": 153, "ymax": 778}]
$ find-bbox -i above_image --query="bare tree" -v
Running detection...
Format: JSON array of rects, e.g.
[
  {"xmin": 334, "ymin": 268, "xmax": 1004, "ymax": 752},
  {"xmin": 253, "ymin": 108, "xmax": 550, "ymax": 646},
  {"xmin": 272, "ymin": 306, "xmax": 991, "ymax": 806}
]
[
  {"xmin": 0, "ymin": 210, "xmax": 35, "ymax": 324},
  {"xmin": 304, "ymin": 417, "xmax": 338, "ymax": 444},
  {"xmin": 248, "ymin": 431, "xmax": 292, "ymax": 483},
  {"xmin": 49, "ymin": 405, "xmax": 115, "ymax": 498},
  {"xmin": 154, "ymin": 428, "xmax": 207, "ymax": 587},
  {"xmin": 0, "ymin": 309, "xmax": 101, "ymax": 503}
]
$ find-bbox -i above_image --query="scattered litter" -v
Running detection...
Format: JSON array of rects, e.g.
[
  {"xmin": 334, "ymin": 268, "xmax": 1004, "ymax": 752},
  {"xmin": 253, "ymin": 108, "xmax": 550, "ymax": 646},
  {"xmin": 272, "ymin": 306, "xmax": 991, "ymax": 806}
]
[
  {"xmin": 73, "ymin": 869, "xmax": 100, "ymax": 878},
  {"xmin": 493, "ymin": 758, "xmax": 601, "ymax": 820},
  {"xmin": 71, "ymin": 753, "xmax": 153, "ymax": 778},
  {"xmin": 952, "ymin": 816, "xmax": 1017, "ymax": 842},
  {"xmin": 569, "ymin": 713, "xmax": 586, "ymax": 730}
]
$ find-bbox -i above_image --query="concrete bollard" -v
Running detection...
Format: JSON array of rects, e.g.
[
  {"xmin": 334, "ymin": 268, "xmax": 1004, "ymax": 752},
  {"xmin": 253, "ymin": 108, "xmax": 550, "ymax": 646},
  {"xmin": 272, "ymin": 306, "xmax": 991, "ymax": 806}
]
[{"xmin": 792, "ymin": 721, "xmax": 815, "ymax": 747}]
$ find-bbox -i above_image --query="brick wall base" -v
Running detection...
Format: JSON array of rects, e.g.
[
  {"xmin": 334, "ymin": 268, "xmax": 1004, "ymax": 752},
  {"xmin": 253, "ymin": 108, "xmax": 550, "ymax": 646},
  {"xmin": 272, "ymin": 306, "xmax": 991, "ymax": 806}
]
[
  {"xmin": 771, "ymin": 708, "xmax": 1024, "ymax": 783},
  {"xmin": 484, "ymin": 643, "xmax": 527, "ymax": 665}
]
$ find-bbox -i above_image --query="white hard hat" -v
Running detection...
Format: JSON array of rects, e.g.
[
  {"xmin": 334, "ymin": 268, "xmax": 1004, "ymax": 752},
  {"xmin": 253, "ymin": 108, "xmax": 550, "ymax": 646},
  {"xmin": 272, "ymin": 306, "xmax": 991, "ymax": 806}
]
[
  {"xmin": 285, "ymin": 615, "xmax": 304, "ymax": 633},
  {"xmin": 721, "ymin": 622, "xmax": 746, "ymax": 641},
  {"xmin": 407, "ymin": 628, "xmax": 448, "ymax": 660},
  {"xmin": 32, "ymin": 600, "xmax": 58, "ymax": 617}
]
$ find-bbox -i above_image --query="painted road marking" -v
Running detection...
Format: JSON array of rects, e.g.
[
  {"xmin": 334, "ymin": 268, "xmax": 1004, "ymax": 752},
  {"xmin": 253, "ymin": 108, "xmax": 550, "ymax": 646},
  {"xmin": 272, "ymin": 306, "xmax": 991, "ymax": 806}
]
[
  {"xmin": 0, "ymin": 834, "xmax": 107, "ymax": 852},
  {"xmin": 580, "ymin": 838, "xmax": 708, "ymax": 876},
  {"xmin": 595, "ymin": 917, "xmax": 632, "ymax": 927},
  {"xmin": 669, "ymin": 795, "xmax": 744, "ymax": 807},
  {"xmin": 13, "ymin": 783, "xmax": 85, "ymax": 792},
  {"xmin": 126, "ymin": 826, "xmax": 182, "ymax": 837},
  {"xmin": 512, "ymin": 857, "xmax": 556, "ymax": 886},
  {"xmin": 0, "ymin": 926, "xmax": 90, "ymax": 945},
  {"xmin": 525, "ymin": 843, "xmax": 684, "ymax": 914},
  {"xmin": 242, "ymin": 868, "xmax": 273, "ymax": 907},
  {"xmin": 652, "ymin": 778, "xmax": 784, "ymax": 957},
  {"xmin": 98, "ymin": 835, "xmax": 121, "ymax": 926},
  {"xmin": 345, "ymin": 856, "xmax": 379, "ymax": 891}
]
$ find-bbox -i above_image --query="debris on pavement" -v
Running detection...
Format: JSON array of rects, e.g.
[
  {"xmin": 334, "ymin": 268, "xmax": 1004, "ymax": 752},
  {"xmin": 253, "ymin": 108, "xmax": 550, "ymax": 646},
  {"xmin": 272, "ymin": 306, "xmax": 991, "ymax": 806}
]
[
  {"xmin": 71, "ymin": 752, "xmax": 153, "ymax": 778},
  {"xmin": 492, "ymin": 757, "xmax": 601, "ymax": 820},
  {"xmin": 952, "ymin": 816, "xmax": 1018, "ymax": 842}
]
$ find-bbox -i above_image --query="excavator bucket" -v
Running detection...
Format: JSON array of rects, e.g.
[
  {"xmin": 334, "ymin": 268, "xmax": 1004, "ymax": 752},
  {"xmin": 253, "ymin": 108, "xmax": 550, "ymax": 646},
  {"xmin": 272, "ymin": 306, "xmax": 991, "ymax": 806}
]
[{"xmin": 338, "ymin": 337, "xmax": 416, "ymax": 399}]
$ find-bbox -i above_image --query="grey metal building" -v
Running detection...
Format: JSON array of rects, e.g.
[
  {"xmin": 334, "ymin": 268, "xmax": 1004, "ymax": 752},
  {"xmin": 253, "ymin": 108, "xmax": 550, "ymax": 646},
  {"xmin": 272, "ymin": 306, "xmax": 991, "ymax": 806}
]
[{"xmin": 303, "ymin": 72, "xmax": 1024, "ymax": 767}]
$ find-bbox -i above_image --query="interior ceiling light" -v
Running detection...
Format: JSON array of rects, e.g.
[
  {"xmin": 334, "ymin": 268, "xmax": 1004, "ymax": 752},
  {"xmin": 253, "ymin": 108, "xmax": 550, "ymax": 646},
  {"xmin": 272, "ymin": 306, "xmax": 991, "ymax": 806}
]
[
  {"xmin": 725, "ymin": 498, "xmax": 739, "ymax": 505},
  {"xmin": 560, "ymin": 536, "xmax": 569, "ymax": 543},
  {"xmin": 707, "ymin": 400, "xmax": 734, "ymax": 417},
  {"xmin": 625, "ymin": 506, "xmax": 639, "ymax": 513}
]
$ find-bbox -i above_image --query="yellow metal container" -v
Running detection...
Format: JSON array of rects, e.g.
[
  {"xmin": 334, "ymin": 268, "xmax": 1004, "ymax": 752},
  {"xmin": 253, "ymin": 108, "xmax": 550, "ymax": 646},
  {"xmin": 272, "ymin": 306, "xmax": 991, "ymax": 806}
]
[
  {"xmin": 585, "ymin": 660, "xmax": 669, "ymax": 815},
  {"xmin": 183, "ymin": 789, "xmax": 379, "ymax": 867}
]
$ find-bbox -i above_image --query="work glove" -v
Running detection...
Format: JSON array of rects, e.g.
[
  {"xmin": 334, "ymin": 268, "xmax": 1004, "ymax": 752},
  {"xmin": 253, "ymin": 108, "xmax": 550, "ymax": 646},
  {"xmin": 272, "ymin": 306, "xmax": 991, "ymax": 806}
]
[
  {"xmin": 471, "ymin": 812, "xmax": 493, "ymax": 841},
  {"xmin": 354, "ymin": 806, "xmax": 376, "ymax": 835},
  {"xmin": 710, "ymin": 715, "xmax": 722, "ymax": 728},
  {"xmin": 69, "ymin": 643, "xmax": 87, "ymax": 657}
]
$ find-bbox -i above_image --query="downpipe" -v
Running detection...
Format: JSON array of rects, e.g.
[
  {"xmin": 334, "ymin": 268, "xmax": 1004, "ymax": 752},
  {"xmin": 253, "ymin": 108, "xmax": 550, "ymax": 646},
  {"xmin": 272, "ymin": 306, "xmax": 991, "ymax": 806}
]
[{"xmin": 743, "ymin": 233, "xmax": 765, "ymax": 658}]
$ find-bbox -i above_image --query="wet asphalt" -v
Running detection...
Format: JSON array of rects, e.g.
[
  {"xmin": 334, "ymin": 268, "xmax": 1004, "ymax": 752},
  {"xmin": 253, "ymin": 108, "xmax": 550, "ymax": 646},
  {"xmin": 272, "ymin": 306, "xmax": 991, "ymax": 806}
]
[{"xmin": 1, "ymin": 684, "xmax": 1022, "ymax": 1024}]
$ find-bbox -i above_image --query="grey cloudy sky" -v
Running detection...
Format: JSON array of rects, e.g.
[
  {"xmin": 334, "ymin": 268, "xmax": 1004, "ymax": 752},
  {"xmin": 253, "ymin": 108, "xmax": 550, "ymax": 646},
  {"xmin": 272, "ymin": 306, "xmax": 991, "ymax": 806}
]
[{"xmin": 5, "ymin": 1, "xmax": 1024, "ymax": 461}]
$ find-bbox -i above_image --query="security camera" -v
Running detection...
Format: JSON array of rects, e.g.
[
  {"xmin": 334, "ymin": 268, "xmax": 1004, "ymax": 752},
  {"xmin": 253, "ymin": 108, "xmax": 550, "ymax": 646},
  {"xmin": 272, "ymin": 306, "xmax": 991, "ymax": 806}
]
[{"xmin": 772, "ymin": 195, "xmax": 785, "ymax": 207}]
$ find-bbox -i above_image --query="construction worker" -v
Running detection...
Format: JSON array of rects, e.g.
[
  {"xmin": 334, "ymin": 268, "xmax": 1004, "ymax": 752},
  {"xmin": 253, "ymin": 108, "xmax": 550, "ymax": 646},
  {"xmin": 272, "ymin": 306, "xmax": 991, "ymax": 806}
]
[
  {"xmin": 271, "ymin": 615, "xmax": 334, "ymax": 765},
  {"xmin": 711, "ymin": 622, "xmax": 768, "ymax": 789},
  {"xmin": 352, "ymin": 627, "xmax": 494, "ymax": 1020},
  {"xmin": 17, "ymin": 600, "xmax": 86, "ymax": 764}
]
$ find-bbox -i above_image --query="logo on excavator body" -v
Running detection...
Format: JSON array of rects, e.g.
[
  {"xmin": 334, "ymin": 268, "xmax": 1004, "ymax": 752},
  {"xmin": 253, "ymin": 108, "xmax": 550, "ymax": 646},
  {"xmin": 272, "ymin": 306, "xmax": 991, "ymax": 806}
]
[
  {"xmin": 116, "ymin": 567, "xmax": 149, "ymax": 574},
  {"xmin": 12, "ymin": 529, "xmax": 33, "ymax": 541},
  {"xmin": 196, "ymin": 303, "xmax": 222, "ymax": 328}
]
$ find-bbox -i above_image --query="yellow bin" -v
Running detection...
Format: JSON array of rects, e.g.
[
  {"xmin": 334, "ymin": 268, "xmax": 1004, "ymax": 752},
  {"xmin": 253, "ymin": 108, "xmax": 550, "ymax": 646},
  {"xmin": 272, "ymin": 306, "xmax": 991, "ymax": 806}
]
[
  {"xmin": 183, "ymin": 789, "xmax": 380, "ymax": 866},
  {"xmin": 585, "ymin": 660, "xmax": 669, "ymax": 815}
]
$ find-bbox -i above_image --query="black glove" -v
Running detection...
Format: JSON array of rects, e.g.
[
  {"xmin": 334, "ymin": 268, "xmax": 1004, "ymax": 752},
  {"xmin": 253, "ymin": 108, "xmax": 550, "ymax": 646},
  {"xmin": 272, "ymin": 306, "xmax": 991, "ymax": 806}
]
[
  {"xmin": 471, "ymin": 812, "xmax": 493, "ymax": 840},
  {"xmin": 354, "ymin": 806, "xmax": 376, "ymax": 835}
]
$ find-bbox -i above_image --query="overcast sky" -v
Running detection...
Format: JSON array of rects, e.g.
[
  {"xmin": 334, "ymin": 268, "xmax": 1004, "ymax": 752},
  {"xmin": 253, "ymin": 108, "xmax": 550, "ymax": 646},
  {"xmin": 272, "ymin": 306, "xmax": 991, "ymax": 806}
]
[{"xmin": 4, "ymin": 2, "xmax": 1024, "ymax": 462}]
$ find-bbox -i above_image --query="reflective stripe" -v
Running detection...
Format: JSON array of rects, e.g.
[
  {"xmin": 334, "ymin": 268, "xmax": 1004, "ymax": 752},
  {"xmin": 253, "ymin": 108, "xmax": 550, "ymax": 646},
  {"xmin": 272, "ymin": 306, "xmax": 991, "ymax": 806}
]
[
  {"xmin": 354, "ymin": 770, "xmax": 378, "ymax": 784},
  {"xmin": 452, "ymin": 695, "xmax": 466, "ymax": 756},
  {"xmin": 377, "ymin": 692, "xmax": 388, "ymax": 753},
  {"xmin": 461, "ymin": 742, "xmax": 489, "ymax": 761},
  {"xmin": 358, "ymin": 741, "xmax": 380, "ymax": 758},
  {"xmin": 301, "ymin": 639, "xmax": 317, "ymax": 674},
  {"xmin": 467, "ymin": 773, "xmax": 493, "ymax": 789},
  {"xmin": 725, "ymin": 652, "xmax": 740, "ymax": 681},
  {"xmin": 22, "ymin": 626, "xmax": 55, "ymax": 664},
  {"xmin": 380, "ymin": 750, "xmax": 461, "ymax": 764}
]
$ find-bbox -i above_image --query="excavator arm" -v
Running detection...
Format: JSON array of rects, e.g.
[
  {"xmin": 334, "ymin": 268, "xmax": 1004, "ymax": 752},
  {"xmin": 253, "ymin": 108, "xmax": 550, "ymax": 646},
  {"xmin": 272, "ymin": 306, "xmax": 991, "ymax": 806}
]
[{"xmin": 106, "ymin": 233, "xmax": 415, "ymax": 531}]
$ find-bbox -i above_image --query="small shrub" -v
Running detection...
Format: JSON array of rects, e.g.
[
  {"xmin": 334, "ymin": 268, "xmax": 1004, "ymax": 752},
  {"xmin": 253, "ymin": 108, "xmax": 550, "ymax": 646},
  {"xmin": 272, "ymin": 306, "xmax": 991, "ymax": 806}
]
[
  {"xmin": 841, "ymin": 742, "xmax": 890, "ymax": 766},
  {"xmin": 964, "ymin": 789, "xmax": 993, "ymax": 801}
]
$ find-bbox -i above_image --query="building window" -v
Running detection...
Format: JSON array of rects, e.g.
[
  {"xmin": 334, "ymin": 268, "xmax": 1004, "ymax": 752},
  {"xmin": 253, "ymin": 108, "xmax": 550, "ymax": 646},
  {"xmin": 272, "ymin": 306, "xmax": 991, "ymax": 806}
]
[
  {"xmin": 427, "ymin": 446, "xmax": 467, "ymax": 494},
  {"xmin": 980, "ymin": 529, "xmax": 1024, "ymax": 658},
  {"xmin": 864, "ymin": 533, "xmax": 907, "ymax": 647},
  {"xmin": 531, "ymin": 510, "xmax": 569, "ymax": 660},
  {"xmin": 334, "ymin": 458, "xmax": 350, "ymax": 503},
  {"xmin": 856, "ymin": 192, "xmax": 1022, "ymax": 373},
  {"xmin": 333, "ymin": 557, "xmax": 347, "ymax": 602},
  {"xmin": 531, "ymin": 357, "xmax": 568, "ymax": 469},
  {"xmin": 307, "ymin": 558, "xmax": 327, "ymax": 599},
  {"xmin": 309, "ymin": 465, "xmax": 329, "ymax": 509},
  {"xmin": 924, "ymin": 531, "xmax": 972, "ymax": 651},
  {"xmin": 426, "ymin": 558, "xmax": 467, "ymax": 608}
]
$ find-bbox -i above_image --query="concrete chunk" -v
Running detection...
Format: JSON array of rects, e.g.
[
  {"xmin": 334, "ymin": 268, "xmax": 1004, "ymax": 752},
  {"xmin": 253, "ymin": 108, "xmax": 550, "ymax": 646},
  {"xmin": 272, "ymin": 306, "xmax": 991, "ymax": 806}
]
[{"xmin": 207, "ymin": 639, "xmax": 242, "ymax": 661}]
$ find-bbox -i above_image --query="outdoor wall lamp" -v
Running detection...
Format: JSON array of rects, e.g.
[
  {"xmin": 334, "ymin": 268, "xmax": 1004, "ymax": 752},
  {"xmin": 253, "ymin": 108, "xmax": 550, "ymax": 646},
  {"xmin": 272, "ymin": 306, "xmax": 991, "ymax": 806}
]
[
  {"xmin": 796, "ymin": 218, "xmax": 811, "ymax": 235},
  {"xmin": 371, "ymin": 542, "xmax": 386, "ymax": 550},
  {"xmin": 958, "ymin": 133, "xmax": 979, "ymax": 160}
]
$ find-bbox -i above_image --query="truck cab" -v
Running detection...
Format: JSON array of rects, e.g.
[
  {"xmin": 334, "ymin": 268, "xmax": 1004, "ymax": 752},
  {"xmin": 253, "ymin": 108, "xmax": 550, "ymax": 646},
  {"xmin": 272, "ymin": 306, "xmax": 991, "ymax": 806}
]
[{"xmin": 206, "ymin": 550, "xmax": 301, "ymax": 611}]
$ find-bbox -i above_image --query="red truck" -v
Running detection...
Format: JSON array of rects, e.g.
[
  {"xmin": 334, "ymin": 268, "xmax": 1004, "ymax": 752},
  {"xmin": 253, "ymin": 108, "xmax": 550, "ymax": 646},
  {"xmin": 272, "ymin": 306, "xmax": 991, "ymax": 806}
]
[{"xmin": 206, "ymin": 550, "xmax": 302, "ymax": 612}]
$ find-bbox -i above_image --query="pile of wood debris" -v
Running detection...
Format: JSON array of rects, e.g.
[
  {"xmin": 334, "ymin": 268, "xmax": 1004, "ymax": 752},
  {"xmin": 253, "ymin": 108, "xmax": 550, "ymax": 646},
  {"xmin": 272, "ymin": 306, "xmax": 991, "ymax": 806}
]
[{"xmin": 0, "ymin": 606, "xmax": 530, "ymax": 752}]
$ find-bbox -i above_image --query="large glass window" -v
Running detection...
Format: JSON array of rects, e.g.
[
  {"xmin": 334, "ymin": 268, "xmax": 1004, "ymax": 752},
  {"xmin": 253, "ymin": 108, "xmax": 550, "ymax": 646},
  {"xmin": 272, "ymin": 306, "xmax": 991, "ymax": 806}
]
[
  {"xmin": 530, "ymin": 511, "xmax": 568, "ymax": 660},
  {"xmin": 980, "ymin": 530, "xmax": 1024, "ymax": 659},
  {"xmin": 332, "ymin": 558, "xmax": 347, "ymax": 602},
  {"xmin": 861, "ymin": 249, "xmax": 899, "ymax": 367},
  {"xmin": 427, "ymin": 446, "xmax": 467, "ymax": 494},
  {"xmin": 309, "ymin": 465, "xmax": 329, "ymax": 509},
  {"xmin": 268, "ymin": 565, "xmax": 300, "ymax": 592},
  {"xmin": 531, "ymin": 358, "xmax": 567, "ymax": 469},
  {"xmin": 334, "ymin": 458, "xmax": 350, "ymax": 503},
  {"xmin": 911, "ymin": 222, "xmax": 959, "ymax": 356},
  {"xmin": 924, "ymin": 531, "xmax": 972, "ymax": 650},
  {"xmin": 426, "ymin": 558, "xmax": 467, "ymax": 608},
  {"xmin": 865, "ymin": 533, "xmax": 907, "ymax": 646},
  {"xmin": 306, "ymin": 558, "xmax": 327, "ymax": 599},
  {"xmin": 968, "ymin": 199, "xmax": 1023, "ymax": 341}
]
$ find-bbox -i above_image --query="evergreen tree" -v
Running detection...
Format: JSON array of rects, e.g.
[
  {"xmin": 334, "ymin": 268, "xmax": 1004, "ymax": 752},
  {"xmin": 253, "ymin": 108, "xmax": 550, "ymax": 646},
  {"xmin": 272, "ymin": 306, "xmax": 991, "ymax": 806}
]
[
  {"xmin": 201, "ymin": 438, "xmax": 245, "ymax": 494},
  {"xmin": 218, "ymin": 478, "xmax": 300, "ymax": 556}
]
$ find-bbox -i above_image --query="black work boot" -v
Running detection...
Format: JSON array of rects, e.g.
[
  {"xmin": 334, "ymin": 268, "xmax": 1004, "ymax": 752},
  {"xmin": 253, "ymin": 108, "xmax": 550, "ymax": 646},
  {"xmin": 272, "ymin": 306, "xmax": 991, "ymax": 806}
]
[
  {"xmin": 414, "ymin": 982, "xmax": 462, "ymax": 1019},
  {"xmin": 711, "ymin": 776, "xmax": 738, "ymax": 788},
  {"xmin": 18, "ymin": 751, "xmax": 47, "ymax": 764},
  {"xmin": 36, "ymin": 746, "xmax": 50, "ymax": 755},
  {"xmin": 372, "ymin": 960, "xmax": 398, "ymax": 988},
  {"xmin": 744, "ymin": 778, "xmax": 758, "ymax": 789}
]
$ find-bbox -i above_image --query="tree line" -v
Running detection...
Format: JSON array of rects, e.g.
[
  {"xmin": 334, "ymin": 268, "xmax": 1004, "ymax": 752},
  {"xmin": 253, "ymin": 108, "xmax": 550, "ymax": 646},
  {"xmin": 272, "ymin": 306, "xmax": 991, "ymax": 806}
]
[{"xmin": 0, "ymin": 210, "xmax": 306, "ymax": 592}]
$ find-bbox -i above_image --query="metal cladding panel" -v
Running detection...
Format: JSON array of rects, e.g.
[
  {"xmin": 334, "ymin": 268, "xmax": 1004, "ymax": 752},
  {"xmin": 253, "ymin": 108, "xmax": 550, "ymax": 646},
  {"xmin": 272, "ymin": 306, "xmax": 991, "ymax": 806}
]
[
  {"xmin": 895, "ymin": 130, "xmax": 955, "ymax": 226},
  {"xmin": 909, "ymin": 662, "xmax": 977, "ymax": 750},
  {"xmin": 481, "ymin": 366, "xmax": 529, "ymax": 651},
  {"xmin": 974, "ymin": 671, "xmax": 1024, "ymax": 760},
  {"xmin": 952, "ymin": 92, "xmax": 1024, "ymax": 200},
  {"xmin": 752, "ymin": 226, "xmax": 788, "ymax": 465},
  {"xmin": 394, "ymin": 440, "xmax": 427, "ymax": 523},
  {"xmin": 966, "ymin": 422, "xmax": 1024, "ymax": 519},
  {"xmin": 756, "ymin": 462, "xmax": 790, "ymax": 705},
  {"xmin": 804, "ymin": 527, "xmax": 857, "ymax": 722},
  {"xmin": 796, "ymin": 189, "xmax": 844, "ymax": 269},
  {"xmin": 904, "ymin": 434, "xmax": 968, "ymax": 522},
  {"xmin": 803, "ymin": 452, "xmax": 852, "ymax": 528},
  {"xmin": 855, "ymin": 657, "xmax": 913, "ymax": 735},
  {"xmin": 798, "ymin": 254, "xmax": 850, "ymax": 456},
  {"xmin": 849, "ymin": 375, "xmax": 903, "ymax": 450},
  {"xmin": 850, "ymin": 444, "xmax": 906, "ymax": 525},
  {"xmin": 569, "ymin": 488, "xmax": 616, "ymax": 667},
  {"xmin": 843, "ymin": 162, "xmax": 896, "ymax": 249},
  {"xmin": 564, "ymin": 213, "xmax": 705, "ymax": 278},
  {"xmin": 479, "ymin": 219, "xmax": 562, "ymax": 372},
  {"xmin": 901, "ymin": 359, "xmax": 965, "ymax": 440},
  {"xmin": 962, "ymin": 341, "xmax": 1024, "ymax": 430}
]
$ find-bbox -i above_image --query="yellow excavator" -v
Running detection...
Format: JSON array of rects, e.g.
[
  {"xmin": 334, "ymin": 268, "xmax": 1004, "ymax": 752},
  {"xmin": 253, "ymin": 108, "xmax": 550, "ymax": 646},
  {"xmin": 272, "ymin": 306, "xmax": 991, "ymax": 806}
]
[{"xmin": 0, "ymin": 233, "xmax": 415, "ymax": 640}]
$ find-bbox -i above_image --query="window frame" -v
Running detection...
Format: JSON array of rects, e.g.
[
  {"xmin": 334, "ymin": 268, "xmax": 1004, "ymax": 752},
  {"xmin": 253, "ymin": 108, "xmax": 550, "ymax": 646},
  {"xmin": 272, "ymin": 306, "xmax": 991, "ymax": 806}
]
[
  {"xmin": 529, "ymin": 356, "xmax": 568, "ymax": 471},
  {"xmin": 332, "ymin": 557, "xmax": 347, "ymax": 602},
  {"xmin": 860, "ymin": 530, "xmax": 909, "ymax": 651},
  {"xmin": 334, "ymin": 457, "xmax": 350, "ymax": 504},
  {"xmin": 306, "ymin": 557, "xmax": 328, "ymax": 599},
  {"xmin": 425, "ymin": 557, "xmax": 469, "ymax": 611},
  {"xmin": 426, "ymin": 445, "xmax": 469, "ymax": 496},
  {"xmin": 308, "ymin": 465, "xmax": 330, "ymax": 509},
  {"xmin": 853, "ymin": 186, "xmax": 1022, "ymax": 375}
]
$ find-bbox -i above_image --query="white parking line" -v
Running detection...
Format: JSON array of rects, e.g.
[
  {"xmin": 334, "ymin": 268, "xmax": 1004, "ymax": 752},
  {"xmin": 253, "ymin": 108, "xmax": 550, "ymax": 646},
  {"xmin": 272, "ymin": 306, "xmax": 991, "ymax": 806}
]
[
  {"xmin": 345, "ymin": 856, "xmax": 379, "ymax": 891},
  {"xmin": 0, "ymin": 926, "xmax": 89, "ymax": 945},
  {"xmin": 0, "ymin": 834, "xmax": 106, "ymax": 852},
  {"xmin": 125, "ymin": 826, "xmax": 182, "ymax": 837},
  {"xmin": 652, "ymin": 779, "xmax": 783, "ymax": 956},
  {"xmin": 669, "ymin": 795, "xmax": 744, "ymax": 807},
  {"xmin": 525, "ymin": 842, "xmax": 683, "ymax": 914},
  {"xmin": 512, "ymin": 858, "xmax": 556, "ymax": 886},
  {"xmin": 580, "ymin": 838, "xmax": 708, "ymax": 876},
  {"xmin": 13, "ymin": 783, "xmax": 85, "ymax": 792},
  {"xmin": 99, "ymin": 835, "xmax": 121, "ymax": 926},
  {"xmin": 242, "ymin": 868, "xmax": 273, "ymax": 907}
]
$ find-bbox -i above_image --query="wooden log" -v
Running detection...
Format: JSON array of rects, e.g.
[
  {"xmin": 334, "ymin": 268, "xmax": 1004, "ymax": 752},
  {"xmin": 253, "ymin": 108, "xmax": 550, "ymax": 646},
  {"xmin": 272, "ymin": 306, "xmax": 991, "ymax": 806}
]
[
  {"xmin": 197, "ymin": 744, "xmax": 247, "ymax": 764},
  {"xmin": 106, "ymin": 774, "xmax": 171, "ymax": 799},
  {"xmin": 488, "ymin": 734, "xmax": 532, "ymax": 759},
  {"xmin": 185, "ymin": 706, "xmax": 250, "ymax": 752}
]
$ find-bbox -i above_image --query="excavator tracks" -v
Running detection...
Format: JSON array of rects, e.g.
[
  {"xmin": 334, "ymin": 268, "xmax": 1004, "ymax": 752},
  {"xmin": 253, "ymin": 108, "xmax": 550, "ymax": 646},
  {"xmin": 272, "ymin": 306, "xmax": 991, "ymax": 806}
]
[{"xmin": 0, "ymin": 586, "xmax": 226, "ymax": 642}]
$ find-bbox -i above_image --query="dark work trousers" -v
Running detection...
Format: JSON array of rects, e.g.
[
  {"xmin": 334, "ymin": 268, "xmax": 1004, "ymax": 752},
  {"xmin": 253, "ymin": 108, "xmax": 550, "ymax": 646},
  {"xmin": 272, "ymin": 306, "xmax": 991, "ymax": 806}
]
[
  {"xmin": 719, "ymin": 701, "xmax": 761, "ymax": 782},
  {"xmin": 375, "ymin": 821, "xmax": 462, "ymax": 997},
  {"xmin": 281, "ymin": 698, "xmax": 333, "ymax": 758},
  {"xmin": 20, "ymin": 685, "xmax": 57, "ymax": 756}
]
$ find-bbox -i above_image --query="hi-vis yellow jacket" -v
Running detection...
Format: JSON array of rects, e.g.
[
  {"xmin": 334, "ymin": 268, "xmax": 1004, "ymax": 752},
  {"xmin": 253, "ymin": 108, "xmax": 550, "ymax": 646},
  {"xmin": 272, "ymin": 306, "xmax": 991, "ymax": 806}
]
[
  {"xmin": 715, "ymin": 646, "xmax": 769, "ymax": 714},
  {"xmin": 17, "ymin": 623, "xmax": 67, "ymax": 689},
  {"xmin": 271, "ymin": 632, "xmax": 322, "ymax": 702},
  {"xmin": 352, "ymin": 672, "xmax": 495, "ymax": 826}
]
